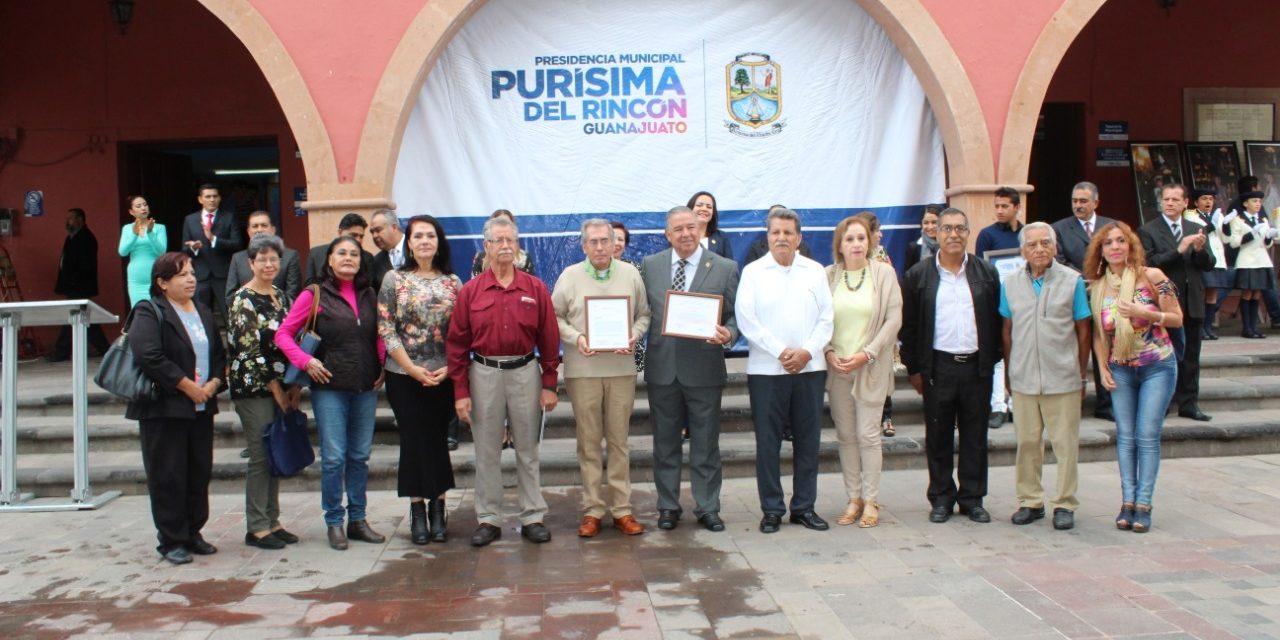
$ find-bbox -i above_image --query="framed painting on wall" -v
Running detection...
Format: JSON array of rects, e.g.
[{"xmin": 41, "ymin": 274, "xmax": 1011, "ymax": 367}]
[
  {"xmin": 1243, "ymin": 141, "xmax": 1280, "ymax": 212},
  {"xmin": 1129, "ymin": 142, "xmax": 1185, "ymax": 224},
  {"xmin": 1184, "ymin": 142, "xmax": 1241, "ymax": 209}
]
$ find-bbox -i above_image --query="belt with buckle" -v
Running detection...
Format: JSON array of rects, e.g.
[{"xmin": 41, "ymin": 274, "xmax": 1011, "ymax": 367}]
[
  {"xmin": 471, "ymin": 352, "xmax": 536, "ymax": 369},
  {"xmin": 934, "ymin": 350, "xmax": 978, "ymax": 364}
]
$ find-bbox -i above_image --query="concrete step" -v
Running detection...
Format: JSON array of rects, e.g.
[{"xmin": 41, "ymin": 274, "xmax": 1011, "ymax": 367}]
[
  {"xmin": 14, "ymin": 373, "xmax": 1280, "ymax": 455},
  {"xmin": 11, "ymin": 406, "xmax": 1280, "ymax": 499}
]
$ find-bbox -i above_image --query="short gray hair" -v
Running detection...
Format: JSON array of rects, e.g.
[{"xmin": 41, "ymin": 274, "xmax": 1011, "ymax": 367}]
[
  {"xmin": 579, "ymin": 218, "xmax": 615, "ymax": 245},
  {"xmin": 483, "ymin": 216, "xmax": 518, "ymax": 241},
  {"xmin": 371, "ymin": 208, "xmax": 399, "ymax": 225},
  {"xmin": 247, "ymin": 234, "xmax": 284, "ymax": 260},
  {"xmin": 939, "ymin": 207, "xmax": 968, "ymax": 225},
  {"xmin": 766, "ymin": 207, "xmax": 801, "ymax": 233},
  {"xmin": 666, "ymin": 205, "xmax": 693, "ymax": 223},
  {"xmin": 1072, "ymin": 181, "xmax": 1099, "ymax": 200},
  {"xmin": 1018, "ymin": 221, "xmax": 1057, "ymax": 248}
]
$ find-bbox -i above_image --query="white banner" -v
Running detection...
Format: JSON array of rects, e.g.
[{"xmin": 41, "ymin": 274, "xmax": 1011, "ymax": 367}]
[{"xmin": 392, "ymin": 0, "xmax": 945, "ymax": 279}]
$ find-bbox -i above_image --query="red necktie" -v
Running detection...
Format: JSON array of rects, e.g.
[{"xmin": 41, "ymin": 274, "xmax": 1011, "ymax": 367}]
[{"xmin": 204, "ymin": 212, "xmax": 214, "ymax": 230}]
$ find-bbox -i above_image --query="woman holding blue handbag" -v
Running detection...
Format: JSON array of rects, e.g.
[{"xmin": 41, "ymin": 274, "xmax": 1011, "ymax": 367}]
[
  {"xmin": 229, "ymin": 234, "xmax": 301, "ymax": 550},
  {"xmin": 127, "ymin": 252, "xmax": 225, "ymax": 565},
  {"xmin": 276, "ymin": 236, "xmax": 386, "ymax": 551}
]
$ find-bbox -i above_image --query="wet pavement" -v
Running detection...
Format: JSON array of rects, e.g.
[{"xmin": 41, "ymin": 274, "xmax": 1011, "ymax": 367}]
[{"xmin": 3, "ymin": 455, "xmax": 1280, "ymax": 639}]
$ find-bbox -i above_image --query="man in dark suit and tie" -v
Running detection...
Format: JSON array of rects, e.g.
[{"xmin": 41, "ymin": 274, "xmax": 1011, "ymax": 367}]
[
  {"xmin": 1139, "ymin": 183, "xmax": 1215, "ymax": 421},
  {"xmin": 47, "ymin": 208, "xmax": 110, "ymax": 361},
  {"xmin": 224, "ymin": 210, "xmax": 301, "ymax": 304},
  {"xmin": 182, "ymin": 184, "xmax": 244, "ymax": 321},
  {"xmin": 641, "ymin": 206, "xmax": 740, "ymax": 533},
  {"xmin": 368, "ymin": 208, "xmax": 405, "ymax": 289},
  {"xmin": 1051, "ymin": 181, "xmax": 1117, "ymax": 420}
]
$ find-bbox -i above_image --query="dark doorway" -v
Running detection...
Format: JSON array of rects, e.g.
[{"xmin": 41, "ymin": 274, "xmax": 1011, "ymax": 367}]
[
  {"xmin": 1027, "ymin": 103, "xmax": 1085, "ymax": 223},
  {"xmin": 117, "ymin": 138, "xmax": 280, "ymax": 307}
]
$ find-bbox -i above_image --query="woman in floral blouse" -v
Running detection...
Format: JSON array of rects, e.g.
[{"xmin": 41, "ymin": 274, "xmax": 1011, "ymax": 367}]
[
  {"xmin": 378, "ymin": 215, "xmax": 463, "ymax": 544},
  {"xmin": 229, "ymin": 234, "xmax": 301, "ymax": 550}
]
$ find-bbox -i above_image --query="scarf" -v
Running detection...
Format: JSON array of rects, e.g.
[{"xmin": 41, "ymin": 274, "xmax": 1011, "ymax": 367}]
[
  {"xmin": 1091, "ymin": 266, "xmax": 1138, "ymax": 362},
  {"xmin": 918, "ymin": 235, "xmax": 939, "ymax": 262}
]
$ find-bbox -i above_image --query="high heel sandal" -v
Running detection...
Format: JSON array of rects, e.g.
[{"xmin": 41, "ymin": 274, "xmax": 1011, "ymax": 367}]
[
  {"xmin": 858, "ymin": 502, "xmax": 881, "ymax": 528},
  {"xmin": 836, "ymin": 498, "xmax": 865, "ymax": 526},
  {"xmin": 1131, "ymin": 504, "xmax": 1152, "ymax": 533},
  {"xmin": 1115, "ymin": 502, "xmax": 1135, "ymax": 530}
]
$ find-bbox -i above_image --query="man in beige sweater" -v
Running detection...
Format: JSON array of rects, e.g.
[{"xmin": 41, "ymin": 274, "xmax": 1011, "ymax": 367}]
[{"xmin": 552, "ymin": 219, "xmax": 652, "ymax": 537}]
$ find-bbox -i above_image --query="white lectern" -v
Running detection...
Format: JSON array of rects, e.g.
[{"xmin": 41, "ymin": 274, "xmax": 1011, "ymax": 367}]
[{"xmin": 0, "ymin": 300, "xmax": 122, "ymax": 512}]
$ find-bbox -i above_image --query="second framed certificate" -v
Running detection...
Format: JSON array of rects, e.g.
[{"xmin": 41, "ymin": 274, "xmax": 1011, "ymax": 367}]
[
  {"xmin": 584, "ymin": 296, "xmax": 633, "ymax": 351},
  {"xmin": 662, "ymin": 290, "xmax": 724, "ymax": 340}
]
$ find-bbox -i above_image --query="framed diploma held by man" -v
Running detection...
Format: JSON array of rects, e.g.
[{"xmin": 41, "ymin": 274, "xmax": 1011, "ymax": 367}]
[
  {"xmin": 584, "ymin": 296, "xmax": 633, "ymax": 351},
  {"xmin": 662, "ymin": 290, "xmax": 724, "ymax": 340}
]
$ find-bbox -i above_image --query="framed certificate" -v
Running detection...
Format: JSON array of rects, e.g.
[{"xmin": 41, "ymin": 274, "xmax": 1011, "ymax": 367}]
[
  {"xmin": 662, "ymin": 290, "xmax": 724, "ymax": 340},
  {"xmin": 584, "ymin": 296, "xmax": 632, "ymax": 351},
  {"xmin": 984, "ymin": 247, "xmax": 1025, "ymax": 280}
]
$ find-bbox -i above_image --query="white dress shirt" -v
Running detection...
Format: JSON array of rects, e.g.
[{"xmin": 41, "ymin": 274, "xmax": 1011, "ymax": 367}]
[
  {"xmin": 1078, "ymin": 213, "xmax": 1097, "ymax": 236},
  {"xmin": 933, "ymin": 254, "xmax": 979, "ymax": 353},
  {"xmin": 669, "ymin": 245, "xmax": 703, "ymax": 291},
  {"xmin": 735, "ymin": 251, "xmax": 833, "ymax": 375},
  {"xmin": 389, "ymin": 244, "xmax": 405, "ymax": 269}
]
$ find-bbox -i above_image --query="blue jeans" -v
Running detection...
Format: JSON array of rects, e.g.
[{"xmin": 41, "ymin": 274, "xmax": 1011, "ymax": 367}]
[
  {"xmin": 1109, "ymin": 357, "xmax": 1176, "ymax": 507},
  {"xmin": 311, "ymin": 388, "xmax": 377, "ymax": 527}
]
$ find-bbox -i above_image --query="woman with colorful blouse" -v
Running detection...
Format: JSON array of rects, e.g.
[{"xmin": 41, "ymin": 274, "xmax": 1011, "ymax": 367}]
[
  {"xmin": 378, "ymin": 215, "xmax": 463, "ymax": 545},
  {"xmin": 228, "ymin": 234, "xmax": 299, "ymax": 550},
  {"xmin": 1085, "ymin": 222, "xmax": 1182, "ymax": 534}
]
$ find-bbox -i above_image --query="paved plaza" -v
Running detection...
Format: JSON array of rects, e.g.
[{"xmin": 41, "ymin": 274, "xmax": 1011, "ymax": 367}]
[{"xmin": 2, "ymin": 454, "xmax": 1279, "ymax": 639}]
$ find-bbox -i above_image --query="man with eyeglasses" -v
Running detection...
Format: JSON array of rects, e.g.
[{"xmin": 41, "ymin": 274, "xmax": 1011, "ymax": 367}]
[
  {"xmin": 225, "ymin": 210, "xmax": 301, "ymax": 304},
  {"xmin": 899, "ymin": 208, "xmax": 1002, "ymax": 524},
  {"xmin": 1052, "ymin": 182, "xmax": 1117, "ymax": 421},
  {"xmin": 447, "ymin": 215, "xmax": 560, "ymax": 547}
]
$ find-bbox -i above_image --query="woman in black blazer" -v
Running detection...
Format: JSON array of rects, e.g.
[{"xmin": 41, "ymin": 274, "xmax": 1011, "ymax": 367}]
[
  {"xmin": 688, "ymin": 191, "xmax": 734, "ymax": 260},
  {"xmin": 127, "ymin": 251, "xmax": 226, "ymax": 565}
]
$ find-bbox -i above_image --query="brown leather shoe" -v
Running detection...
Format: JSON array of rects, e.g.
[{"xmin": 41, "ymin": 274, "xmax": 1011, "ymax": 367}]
[
  {"xmin": 346, "ymin": 520, "xmax": 386, "ymax": 544},
  {"xmin": 577, "ymin": 515, "xmax": 602, "ymax": 538},
  {"xmin": 613, "ymin": 515, "xmax": 645, "ymax": 535}
]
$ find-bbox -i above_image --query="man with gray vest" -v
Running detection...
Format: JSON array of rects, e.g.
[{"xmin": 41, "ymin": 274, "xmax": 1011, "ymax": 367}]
[{"xmin": 999, "ymin": 222, "xmax": 1092, "ymax": 531}]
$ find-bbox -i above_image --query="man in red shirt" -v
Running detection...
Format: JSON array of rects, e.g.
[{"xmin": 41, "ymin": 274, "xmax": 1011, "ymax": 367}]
[{"xmin": 447, "ymin": 216, "xmax": 561, "ymax": 547}]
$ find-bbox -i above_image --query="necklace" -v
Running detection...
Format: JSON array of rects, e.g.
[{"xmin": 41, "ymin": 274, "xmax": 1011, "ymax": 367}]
[{"xmin": 842, "ymin": 266, "xmax": 868, "ymax": 291}]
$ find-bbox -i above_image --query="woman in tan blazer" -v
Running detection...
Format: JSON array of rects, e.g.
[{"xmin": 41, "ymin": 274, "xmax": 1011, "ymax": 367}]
[{"xmin": 824, "ymin": 214, "xmax": 903, "ymax": 528}]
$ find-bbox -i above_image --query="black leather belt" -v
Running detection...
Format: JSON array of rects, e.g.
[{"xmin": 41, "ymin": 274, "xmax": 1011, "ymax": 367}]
[
  {"xmin": 472, "ymin": 352, "xmax": 535, "ymax": 369},
  {"xmin": 934, "ymin": 350, "xmax": 978, "ymax": 363}
]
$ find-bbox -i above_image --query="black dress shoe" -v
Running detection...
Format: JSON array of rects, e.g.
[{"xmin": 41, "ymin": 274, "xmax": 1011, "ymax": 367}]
[
  {"xmin": 347, "ymin": 520, "xmax": 386, "ymax": 544},
  {"xmin": 162, "ymin": 546, "xmax": 193, "ymax": 565},
  {"xmin": 987, "ymin": 411, "xmax": 1004, "ymax": 429},
  {"xmin": 959, "ymin": 505, "xmax": 991, "ymax": 523},
  {"xmin": 271, "ymin": 528, "xmax": 299, "ymax": 544},
  {"xmin": 328, "ymin": 526, "xmax": 349, "ymax": 550},
  {"xmin": 782, "ymin": 427, "xmax": 794, "ymax": 442},
  {"xmin": 188, "ymin": 538, "xmax": 218, "ymax": 555},
  {"xmin": 447, "ymin": 418, "xmax": 460, "ymax": 451},
  {"xmin": 1052, "ymin": 508, "xmax": 1074, "ymax": 530},
  {"xmin": 759, "ymin": 513, "xmax": 782, "ymax": 533},
  {"xmin": 1177, "ymin": 408, "xmax": 1212, "ymax": 422},
  {"xmin": 470, "ymin": 523, "xmax": 501, "ymax": 547},
  {"xmin": 1093, "ymin": 409, "xmax": 1115, "ymax": 422},
  {"xmin": 1010, "ymin": 506, "xmax": 1045, "ymax": 525},
  {"xmin": 928, "ymin": 504, "xmax": 952, "ymax": 523},
  {"xmin": 789, "ymin": 511, "xmax": 830, "ymax": 531},
  {"xmin": 697, "ymin": 513, "xmax": 725, "ymax": 532},
  {"xmin": 245, "ymin": 532, "xmax": 286, "ymax": 550},
  {"xmin": 520, "ymin": 522, "xmax": 552, "ymax": 543},
  {"xmin": 657, "ymin": 509, "xmax": 680, "ymax": 530}
]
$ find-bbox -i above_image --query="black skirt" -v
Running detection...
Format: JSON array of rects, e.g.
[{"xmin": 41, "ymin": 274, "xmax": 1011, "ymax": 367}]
[
  {"xmin": 385, "ymin": 371, "xmax": 457, "ymax": 498},
  {"xmin": 1235, "ymin": 267, "xmax": 1275, "ymax": 291}
]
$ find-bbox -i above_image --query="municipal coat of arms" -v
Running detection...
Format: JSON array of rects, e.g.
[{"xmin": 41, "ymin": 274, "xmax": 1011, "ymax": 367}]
[{"xmin": 726, "ymin": 53, "xmax": 781, "ymax": 129}]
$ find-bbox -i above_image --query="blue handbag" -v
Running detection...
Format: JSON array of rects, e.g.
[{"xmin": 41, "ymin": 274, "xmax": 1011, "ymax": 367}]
[
  {"xmin": 282, "ymin": 285, "xmax": 321, "ymax": 387},
  {"xmin": 263, "ymin": 408, "xmax": 315, "ymax": 478}
]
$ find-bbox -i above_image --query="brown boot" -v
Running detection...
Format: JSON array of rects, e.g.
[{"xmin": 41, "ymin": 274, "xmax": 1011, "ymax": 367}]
[{"xmin": 347, "ymin": 519, "xmax": 386, "ymax": 544}]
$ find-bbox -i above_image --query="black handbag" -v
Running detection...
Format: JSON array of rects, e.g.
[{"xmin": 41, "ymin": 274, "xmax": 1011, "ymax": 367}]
[
  {"xmin": 282, "ymin": 285, "xmax": 321, "ymax": 387},
  {"xmin": 94, "ymin": 300, "xmax": 161, "ymax": 403},
  {"xmin": 264, "ymin": 408, "xmax": 315, "ymax": 477}
]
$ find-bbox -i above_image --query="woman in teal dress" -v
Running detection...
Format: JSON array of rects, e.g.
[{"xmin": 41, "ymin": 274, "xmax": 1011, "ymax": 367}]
[{"xmin": 118, "ymin": 195, "xmax": 167, "ymax": 307}]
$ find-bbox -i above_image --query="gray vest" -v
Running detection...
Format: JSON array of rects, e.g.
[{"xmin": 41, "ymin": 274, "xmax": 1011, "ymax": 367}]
[{"xmin": 1004, "ymin": 262, "xmax": 1084, "ymax": 395}]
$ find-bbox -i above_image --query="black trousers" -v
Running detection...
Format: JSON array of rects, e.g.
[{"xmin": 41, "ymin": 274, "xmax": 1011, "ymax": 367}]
[
  {"xmin": 51, "ymin": 324, "xmax": 109, "ymax": 358},
  {"xmin": 922, "ymin": 353, "xmax": 990, "ymax": 509},
  {"xmin": 747, "ymin": 371, "xmax": 825, "ymax": 515},
  {"xmin": 1174, "ymin": 317, "xmax": 1202, "ymax": 412},
  {"xmin": 385, "ymin": 371, "xmax": 456, "ymax": 499},
  {"xmin": 195, "ymin": 277, "xmax": 229, "ymax": 322},
  {"xmin": 139, "ymin": 413, "xmax": 214, "ymax": 553}
]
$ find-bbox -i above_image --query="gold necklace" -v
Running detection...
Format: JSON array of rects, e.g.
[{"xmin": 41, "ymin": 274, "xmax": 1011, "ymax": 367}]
[{"xmin": 843, "ymin": 266, "xmax": 868, "ymax": 291}]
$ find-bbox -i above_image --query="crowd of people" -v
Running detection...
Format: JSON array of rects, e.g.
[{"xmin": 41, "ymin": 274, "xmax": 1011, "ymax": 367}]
[{"xmin": 108, "ymin": 179, "xmax": 1275, "ymax": 565}]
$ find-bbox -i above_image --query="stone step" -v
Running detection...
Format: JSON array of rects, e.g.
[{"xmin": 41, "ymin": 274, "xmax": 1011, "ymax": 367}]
[
  {"xmin": 13, "ymin": 373, "xmax": 1280, "ymax": 455},
  {"xmin": 11, "ymin": 407, "xmax": 1280, "ymax": 499}
]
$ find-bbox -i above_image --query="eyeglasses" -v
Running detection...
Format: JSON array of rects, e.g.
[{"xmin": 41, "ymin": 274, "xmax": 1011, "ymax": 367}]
[
  {"xmin": 938, "ymin": 225, "xmax": 969, "ymax": 235},
  {"xmin": 252, "ymin": 257, "xmax": 280, "ymax": 265},
  {"xmin": 485, "ymin": 237, "xmax": 518, "ymax": 246}
]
